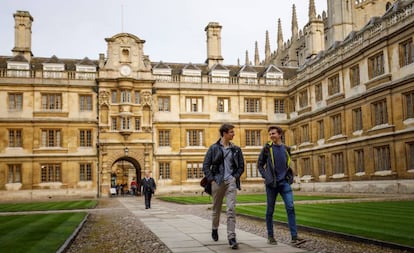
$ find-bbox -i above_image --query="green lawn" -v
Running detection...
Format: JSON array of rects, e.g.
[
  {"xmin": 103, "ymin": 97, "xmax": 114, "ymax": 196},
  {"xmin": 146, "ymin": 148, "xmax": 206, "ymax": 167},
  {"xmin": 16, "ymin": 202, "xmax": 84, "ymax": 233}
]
[
  {"xmin": 158, "ymin": 194, "xmax": 350, "ymax": 204},
  {"xmin": 0, "ymin": 200, "xmax": 96, "ymax": 253},
  {"xmin": 236, "ymin": 201, "xmax": 414, "ymax": 247},
  {"xmin": 0, "ymin": 212, "xmax": 87, "ymax": 253},
  {"xmin": 0, "ymin": 200, "xmax": 97, "ymax": 212}
]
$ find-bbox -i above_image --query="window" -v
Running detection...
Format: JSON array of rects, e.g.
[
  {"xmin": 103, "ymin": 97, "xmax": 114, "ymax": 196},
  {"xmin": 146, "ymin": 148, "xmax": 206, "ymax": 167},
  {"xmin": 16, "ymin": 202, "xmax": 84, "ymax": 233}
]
[
  {"xmin": 315, "ymin": 83, "xmax": 322, "ymax": 102},
  {"xmin": 302, "ymin": 158, "xmax": 311, "ymax": 176},
  {"xmin": 9, "ymin": 129, "xmax": 22, "ymax": 147},
  {"xmin": 80, "ymin": 130, "xmax": 92, "ymax": 147},
  {"xmin": 80, "ymin": 163, "xmax": 92, "ymax": 181},
  {"xmin": 186, "ymin": 97, "xmax": 203, "ymax": 112},
  {"xmin": 135, "ymin": 117, "xmax": 141, "ymax": 131},
  {"xmin": 319, "ymin": 156, "xmax": 326, "ymax": 176},
  {"xmin": 121, "ymin": 117, "xmax": 131, "ymax": 130},
  {"xmin": 134, "ymin": 91, "xmax": 141, "ymax": 104},
  {"xmin": 301, "ymin": 124, "xmax": 310, "ymax": 143},
  {"xmin": 374, "ymin": 145, "xmax": 391, "ymax": 171},
  {"xmin": 372, "ymin": 100, "xmax": 388, "ymax": 126},
  {"xmin": 187, "ymin": 162, "xmax": 203, "ymax": 179},
  {"xmin": 244, "ymin": 98, "xmax": 261, "ymax": 113},
  {"xmin": 408, "ymin": 143, "xmax": 414, "ymax": 171},
  {"xmin": 159, "ymin": 130, "xmax": 171, "ymax": 147},
  {"xmin": 368, "ymin": 52, "xmax": 385, "ymax": 79},
  {"xmin": 353, "ymin": 107, "xmax": 363, "ymax": 131},
  {"xmin": 350, "ymin": 65, "xmax": 360, "ymax": 87},
  {"xmin": 245, "ymin": 130, "xmax": 261, "ymax": 146},
  {"xmin": 328, "ymin": 74, "xmax": 340, "ymax": 96},
  {"xmin": 111, "ymin": 90, "xmax": 118, "ymax": 103},
  {"xmin": 41, "ymin": 164, "xmax": 61, "ymax": 182},
  {"xmin": 120, "ymin": 90, "xmax": 131, "ymax": 103},
  {"xmin": 355, "ymin": 149, "xmax": 365, "ymax": 173},
  {"xmin": 79, "ymin": 95, "xmax": 92, "ymax": 111},
  {"xmin": 159, "ymin": 162, "xmax": 171, "ymax": 179},
  {"xmin": 332, "ymin": 152, "xmax": 344, "ymax": 174},
  {"xmin": 274, "ymin": 99, "xmax": 285, "ymax": 113},
  {"xmin": 317, "ymin": 120, "xmax": 324, "ymax": 140},
  {"xmin": 111, "ymin": 117, "xmax": 118, "ymax": 130},
  {"xmin": 217, "ymin": 97, "xmax": 230, "ymax": 112},
  {"xmin": 299, "ymin": 89, "xmax": 308, "ymax": 108},
  {"xmin": 289, "ymin": 96, "xmax": 296, "ymax": 112},
  {"xmin": 246, "ymin": 161, "xmax": 259, "ymax": 178},
  {"xmin": 292, "ymin": 128, "xmax": 298, "ymax": 145},
  {"xmin": 331, "ymin": 114, "xmax": 342, "ymax": 136},
  {"xmin": 41, "ymin": 94, "xmax": 62, "ymax": 111},
  {"xmin": 158, "ymin": 96, "xmax": 170, "ymax": 112},
  {"xmin": 404, "ymin": 91, "xmax": 414, "ymax": 119},
  {"xmin": 8, "ymin": 164, "xmax": 21, "ymax": 183},
  {"xmin": 399, "ymin": 39, "xmax": 414, "ymax": 67},
  {"xmin": 186, "ymin": 130, "xmax": 203, "ymax": 146},
  {"xmin": 41, "ymin": 129, "xmax": 61, "ymax": 147},
  {"xmin": 9, "ymin": 93, "xmax": 23, "ymax": 111}
]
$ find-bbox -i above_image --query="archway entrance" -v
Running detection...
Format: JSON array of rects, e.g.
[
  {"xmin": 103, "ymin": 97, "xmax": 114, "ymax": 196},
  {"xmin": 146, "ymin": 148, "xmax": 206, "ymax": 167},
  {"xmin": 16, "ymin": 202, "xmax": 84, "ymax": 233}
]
[{"xmin": 110, "ymin": 156, "xmax": 142, "ymax": 196}]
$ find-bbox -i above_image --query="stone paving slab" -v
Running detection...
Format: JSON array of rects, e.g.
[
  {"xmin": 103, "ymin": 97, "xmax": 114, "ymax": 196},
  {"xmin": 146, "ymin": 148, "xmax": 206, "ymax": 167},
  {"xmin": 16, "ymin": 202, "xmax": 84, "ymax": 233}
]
[{"xmin": 119, "ymin": 198, "xmax": 307, "ymax": 253}]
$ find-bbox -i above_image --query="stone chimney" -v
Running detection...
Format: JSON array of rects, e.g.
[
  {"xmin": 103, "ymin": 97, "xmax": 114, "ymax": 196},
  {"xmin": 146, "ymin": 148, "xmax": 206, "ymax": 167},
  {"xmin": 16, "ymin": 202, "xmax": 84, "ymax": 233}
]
[
  {"xmin": 205, "ymin": 22, "xmax": 223, "ymax": 68},
  {"xmin": 13, "ymin": 10, "xmax": 33, "ymax": 62}
]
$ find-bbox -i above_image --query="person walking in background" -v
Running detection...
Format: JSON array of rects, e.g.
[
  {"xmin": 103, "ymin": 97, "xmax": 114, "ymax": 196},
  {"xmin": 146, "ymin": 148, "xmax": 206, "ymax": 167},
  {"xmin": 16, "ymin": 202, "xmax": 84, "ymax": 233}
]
[
  {"xmin": 130, "ymin": 178, "xmax": 138, "ymax": 196},
  {"xmin": 257, "ymin": 126, "xmax": 304, "ymax": 245},
  {"xmin": 140, "ymin": 170, "xmax": 156, "ymax": 209},
  {"xmin": 202, "ymin": 123, "xmax": 245, "ymax": 249}
]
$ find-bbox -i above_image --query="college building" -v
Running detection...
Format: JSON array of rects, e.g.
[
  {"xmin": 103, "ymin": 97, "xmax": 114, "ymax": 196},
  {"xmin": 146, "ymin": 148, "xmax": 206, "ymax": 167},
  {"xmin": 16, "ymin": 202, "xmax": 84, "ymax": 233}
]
[{"xmin": 1, "ymin": 0, "xmax": 413, "ymax": 200}]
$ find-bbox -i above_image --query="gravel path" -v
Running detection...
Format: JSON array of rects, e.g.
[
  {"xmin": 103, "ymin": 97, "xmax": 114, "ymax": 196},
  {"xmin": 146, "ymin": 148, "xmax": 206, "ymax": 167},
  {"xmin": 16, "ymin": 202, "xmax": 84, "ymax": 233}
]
[{"xmin": 65, "ymin": 196, "xmax": 411, "ymax": 253}]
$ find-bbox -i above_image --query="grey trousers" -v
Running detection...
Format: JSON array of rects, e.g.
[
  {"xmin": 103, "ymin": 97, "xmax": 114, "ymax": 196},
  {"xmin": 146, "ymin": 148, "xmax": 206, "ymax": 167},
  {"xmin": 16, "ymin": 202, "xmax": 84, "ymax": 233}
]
[{"xmin": 211, "ymin": 177, "xmax": 237, "ymax": 240}]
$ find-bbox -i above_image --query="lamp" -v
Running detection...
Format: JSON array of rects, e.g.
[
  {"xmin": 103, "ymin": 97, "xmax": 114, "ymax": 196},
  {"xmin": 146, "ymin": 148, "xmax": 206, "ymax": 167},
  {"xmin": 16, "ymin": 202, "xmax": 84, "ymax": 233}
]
[{"xmin": 124, "ymin": 147, "xmax": 129, "ymax": 156}]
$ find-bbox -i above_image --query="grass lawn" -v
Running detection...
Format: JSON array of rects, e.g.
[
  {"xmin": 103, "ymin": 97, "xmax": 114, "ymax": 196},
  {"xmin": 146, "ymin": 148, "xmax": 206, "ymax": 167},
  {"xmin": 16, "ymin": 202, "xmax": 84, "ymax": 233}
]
[
  {"xmin": 0, "ymin": 212, "xmax": 87, "ymax": 253},
  {"xmin": 236, "ymin": 201, "xmax": 414, "ymax": 247},
  {"xmin": 0, "ymin": 200, "xmax": 97, "ymax": 212},
  {"xmin": 158, "ymin": 194, "xmax": 350, "ymax": 204}
]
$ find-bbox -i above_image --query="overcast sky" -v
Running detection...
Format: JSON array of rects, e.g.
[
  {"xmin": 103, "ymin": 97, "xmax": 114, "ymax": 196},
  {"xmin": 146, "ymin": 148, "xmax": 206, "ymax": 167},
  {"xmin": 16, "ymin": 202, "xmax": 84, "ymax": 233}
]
[{"xmin": 1, "ymin": 0, "xmax": 327, "ymax": 65}]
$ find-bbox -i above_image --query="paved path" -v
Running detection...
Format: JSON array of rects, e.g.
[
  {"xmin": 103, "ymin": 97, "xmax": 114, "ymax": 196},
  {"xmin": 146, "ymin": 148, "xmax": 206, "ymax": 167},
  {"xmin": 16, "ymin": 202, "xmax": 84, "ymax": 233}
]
[{"xmin": 118, "ymin": 197, "xmax": 307, "ymax": 253}]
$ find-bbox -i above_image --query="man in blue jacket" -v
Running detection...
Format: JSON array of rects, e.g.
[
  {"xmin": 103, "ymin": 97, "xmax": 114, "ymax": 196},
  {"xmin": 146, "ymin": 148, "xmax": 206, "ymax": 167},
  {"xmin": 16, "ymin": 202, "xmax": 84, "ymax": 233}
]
[
  {"xmin": 202, "ymin": 123, "xmax": 244, "ymax": 249},
  {"xmin": 257, "ymin": 126, "xmax": 304, "ymax": 245}
]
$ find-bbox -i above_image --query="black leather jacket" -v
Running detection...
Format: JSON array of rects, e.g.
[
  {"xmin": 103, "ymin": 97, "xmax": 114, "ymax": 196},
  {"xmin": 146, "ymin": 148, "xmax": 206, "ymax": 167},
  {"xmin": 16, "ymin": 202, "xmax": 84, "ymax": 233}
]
[{"xmin": 202, "ymin": 139, "xmax": 245, "ymax": 190}]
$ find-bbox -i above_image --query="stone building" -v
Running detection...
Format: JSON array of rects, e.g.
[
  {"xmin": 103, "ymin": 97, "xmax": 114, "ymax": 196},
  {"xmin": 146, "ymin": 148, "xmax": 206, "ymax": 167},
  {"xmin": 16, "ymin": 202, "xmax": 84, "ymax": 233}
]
[{"xmin": 0, "ymin": 0, "xmax": 413, "ymax": 200}]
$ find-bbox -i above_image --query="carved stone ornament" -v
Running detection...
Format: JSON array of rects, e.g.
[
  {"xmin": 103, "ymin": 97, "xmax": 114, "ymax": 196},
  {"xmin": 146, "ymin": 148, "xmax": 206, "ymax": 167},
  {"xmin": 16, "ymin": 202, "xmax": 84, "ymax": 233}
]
[
  {"xmin": 141, "ymin": 91, "xmax": 153, "ymax": 107},
  {"xmin": 99, "ymin": 90, "xmax": 110, "ymax": 106}
]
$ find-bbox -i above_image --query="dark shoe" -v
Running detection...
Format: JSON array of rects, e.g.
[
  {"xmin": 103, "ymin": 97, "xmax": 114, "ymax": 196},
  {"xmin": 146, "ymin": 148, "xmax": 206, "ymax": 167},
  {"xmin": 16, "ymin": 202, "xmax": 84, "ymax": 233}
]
[
  {"xmin": 267, "ymin": 236, "xmax": 277, "ymax": 245},
  {"xmin": 291, "ymin": 236, "xmax": 305, "ymax": 244},
  {"xmin": 212, "ymin": 229, "xmax": 218, "ymax": 241},
  {"xmin": 228, "ymin": 238, "xmax": 238, "ymax": 249}
]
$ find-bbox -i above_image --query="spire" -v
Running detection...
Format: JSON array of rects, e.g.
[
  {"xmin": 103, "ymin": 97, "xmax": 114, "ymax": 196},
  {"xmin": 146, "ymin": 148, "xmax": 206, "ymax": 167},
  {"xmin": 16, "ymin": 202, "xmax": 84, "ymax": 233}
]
[
  {"xmin": 277, "ymin": 18, "xmax": 284, "ymax": 50},
  {"xmin": 245, "ymin": 50, "xmax": 249, "ymax": 65},
  {"xmin": 309, "ymin": 0, "xmax": 316, "ymax": 20},
  {"xmin": 291, "ymin": 4, "xmax": 298, "ymax": 39},
  {"xmin": 254, "ymin": 41, "xmax": 260, "ymax": 66},
  {"xmin": 265, "ymin": 31, "xmax": 271, "ymax": 64}
]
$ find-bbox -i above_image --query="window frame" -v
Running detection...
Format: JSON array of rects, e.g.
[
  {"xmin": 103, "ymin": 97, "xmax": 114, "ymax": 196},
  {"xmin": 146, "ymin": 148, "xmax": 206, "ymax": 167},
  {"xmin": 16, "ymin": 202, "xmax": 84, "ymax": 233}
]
[
  {"xmin": 368, "ymin": 52, "xmax": 385, "ymax": 79},
  {"xmin": 79, "ymin": 94, "xmax": 93, "ymax": 111},
  {"xmin": 8, "ymin": 93, "xmax": 23, "ymax": 111},
  {"xmin": 80, "ymin": 163, "xmax": 92, "ymax": 181},
  {"xmin": 158, "ymin": 96, "xmax": 171, "ymax": 112}
]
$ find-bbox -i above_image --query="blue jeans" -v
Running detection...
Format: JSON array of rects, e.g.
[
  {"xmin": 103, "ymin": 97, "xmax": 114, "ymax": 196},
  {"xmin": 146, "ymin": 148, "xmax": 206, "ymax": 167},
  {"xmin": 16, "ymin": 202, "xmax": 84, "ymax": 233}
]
[{"xmin": 265, "ymin": 181, "xmax": 297, "ymax": 238}]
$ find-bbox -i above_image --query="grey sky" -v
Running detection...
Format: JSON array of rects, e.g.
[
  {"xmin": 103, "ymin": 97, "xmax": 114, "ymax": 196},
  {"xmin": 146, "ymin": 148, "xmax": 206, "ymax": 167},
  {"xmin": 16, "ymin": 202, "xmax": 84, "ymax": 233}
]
[{"xmin": 1, "ymin": 0, "xmax": 327, "ymax": 65}]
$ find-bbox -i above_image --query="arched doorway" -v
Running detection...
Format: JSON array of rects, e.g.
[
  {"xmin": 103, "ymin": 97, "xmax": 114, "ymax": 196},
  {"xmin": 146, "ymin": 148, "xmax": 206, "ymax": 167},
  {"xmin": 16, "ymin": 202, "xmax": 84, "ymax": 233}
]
[{"xmin": 110, "ymin": 156, "xmax": 142, "ymax": 196}]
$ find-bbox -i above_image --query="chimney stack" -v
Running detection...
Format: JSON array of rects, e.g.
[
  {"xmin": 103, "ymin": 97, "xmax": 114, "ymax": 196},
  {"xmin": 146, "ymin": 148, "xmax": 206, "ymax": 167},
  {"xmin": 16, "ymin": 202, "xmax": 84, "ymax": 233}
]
[
  {"xmin": 205, "ymin": 22, "xmax": 223, "ymax": 68},
  {"xmin": 13, "ymin": 10, "xmax": 33, "ymax": 62}
]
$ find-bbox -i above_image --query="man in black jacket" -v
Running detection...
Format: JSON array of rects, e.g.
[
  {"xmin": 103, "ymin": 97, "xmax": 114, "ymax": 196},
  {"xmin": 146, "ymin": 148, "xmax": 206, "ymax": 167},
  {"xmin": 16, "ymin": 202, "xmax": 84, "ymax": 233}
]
[
  {"xmin": 202, "ymin": 123, "xmax": 244, "ymax": 249},
  {"xmin": 140, "ymin": 170, "xmax": 156, "ymax": 209}
]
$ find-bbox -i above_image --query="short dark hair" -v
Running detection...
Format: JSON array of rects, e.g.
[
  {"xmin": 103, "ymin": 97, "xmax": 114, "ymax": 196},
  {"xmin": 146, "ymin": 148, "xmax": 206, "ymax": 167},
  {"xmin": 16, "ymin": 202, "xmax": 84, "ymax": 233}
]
[
  {"xmin": 268, "ymin": 126, "xmax": 283, "ymax": 135},
  {"xmin": 219, "ymin": 123, "xmax": 235, "ymax": 137}
]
